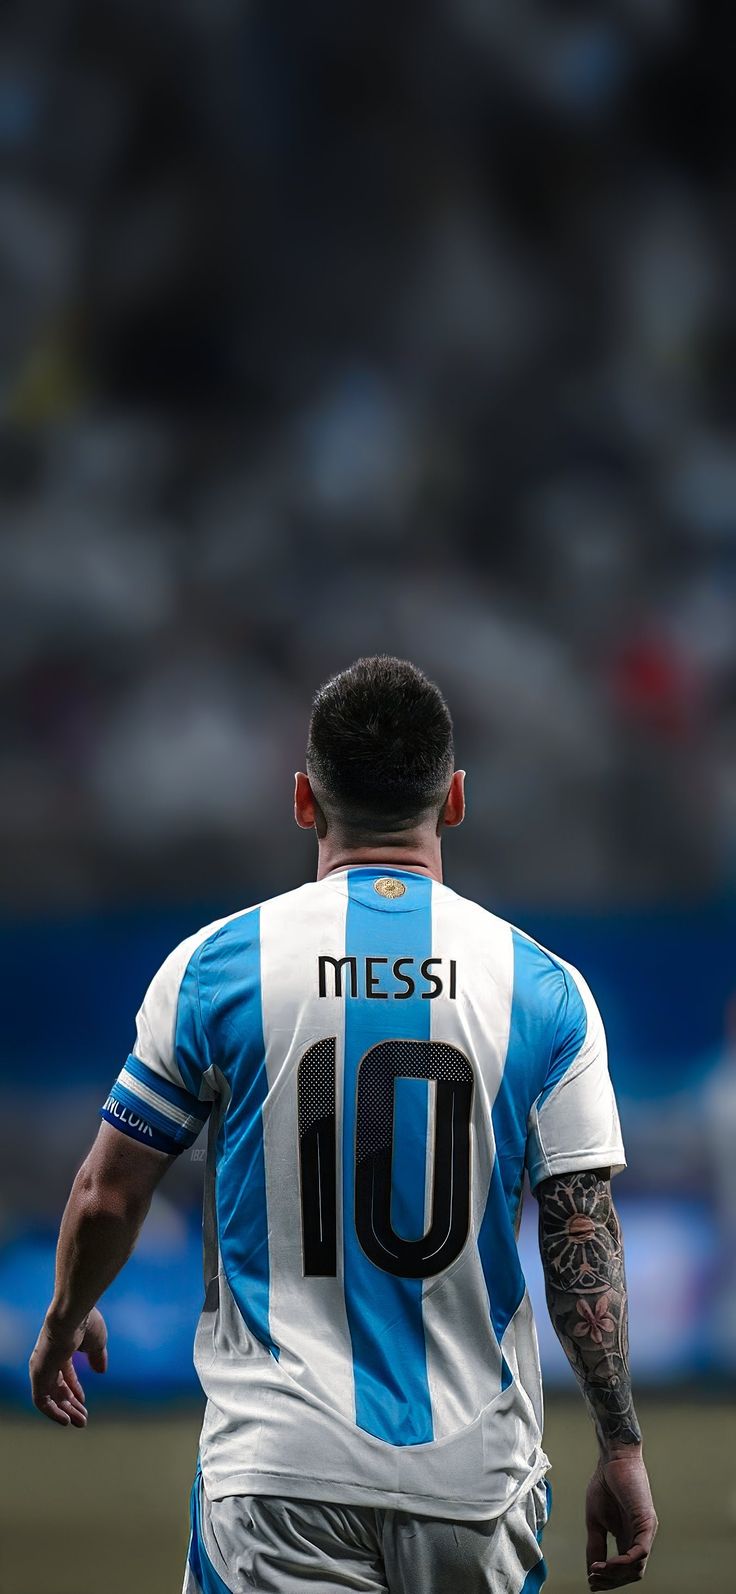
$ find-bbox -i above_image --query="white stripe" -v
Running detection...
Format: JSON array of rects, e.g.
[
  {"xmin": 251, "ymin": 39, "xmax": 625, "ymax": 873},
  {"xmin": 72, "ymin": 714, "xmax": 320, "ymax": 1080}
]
[
  {"xmin": 259, "ymin": 879, "xmax": 356, "ymax": 1423},
  {"xmin": 133, "ymin": 905, "xmax": 262, "ymax": 1094},
  {"xmin": 117, "ymin": 1067, "xmax": 204, "ymax": 1134},
  {"xmin": 500, "ymin": 1289, "xmax": 544, "ymax": 1438},
  {"xmin": 423, "ymin": 885, "xmax": 514, "ymax": 1438}
]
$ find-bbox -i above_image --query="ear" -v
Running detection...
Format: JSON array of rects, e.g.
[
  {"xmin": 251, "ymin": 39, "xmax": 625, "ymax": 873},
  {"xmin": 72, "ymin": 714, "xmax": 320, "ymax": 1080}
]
[
  {"xmin": 439, "ymin": 770, "xmax": 465, "ymax": 830},
  {"xmin": 294, "ymin": 772, "xmax": 318, "ymax": 829}
]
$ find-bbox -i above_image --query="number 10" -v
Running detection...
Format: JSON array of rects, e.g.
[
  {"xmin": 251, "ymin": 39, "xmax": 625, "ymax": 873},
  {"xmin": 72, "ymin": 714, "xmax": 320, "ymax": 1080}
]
[{"xmin": 297, "ymin": 1037, "xmax": 474, "ymax": 1281}]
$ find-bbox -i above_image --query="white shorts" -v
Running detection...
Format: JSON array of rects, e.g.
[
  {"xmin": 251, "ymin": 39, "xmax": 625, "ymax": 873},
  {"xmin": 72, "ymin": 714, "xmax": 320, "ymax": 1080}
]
[{"xmin": 182, "ymin": 1466, "xmax": 550, "ymax": 1594}]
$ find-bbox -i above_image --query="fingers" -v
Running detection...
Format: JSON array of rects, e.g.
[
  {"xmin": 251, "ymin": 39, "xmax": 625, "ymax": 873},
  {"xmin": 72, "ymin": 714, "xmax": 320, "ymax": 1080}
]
[
  {"xmin": 33, "ymin": 1392, "xmax": 73, "ymax": 1426},
  {"xmin": 58, "ymin": 1392, "xmax": 88, "ymax": 1427},
  {"xmin": 586, "ymin": 1521, "xmax": 608, "ymax": 1571},
  {"xmin": 58, "ymin": 1371, "xmax": 88, "ymax": 1426},
  {"xmin": 31, "ymin": 1361, "xmax": 88, "ymax": 1428},
  {"xmin": 32, "ymin": 1382, "xmax": 87, "ymax": 1427},
  {"xmin": 29, "ymin": 1311, "xmax": 106, "ymax": 1428},
  {"xmin": 65, "ymin": 1358, "xmax": 86, "ymax": 1404},
  {"xmin": 588, "ymin": 1541, "xmax": 650, "ymax": 1589},
  {"xmin": 85, "ymin": 1340, "xmax": 108, "ymax": 1374},
  {"xmin": 80, "ymin": 1310, "xmax": 108, "ymax": 1374}
]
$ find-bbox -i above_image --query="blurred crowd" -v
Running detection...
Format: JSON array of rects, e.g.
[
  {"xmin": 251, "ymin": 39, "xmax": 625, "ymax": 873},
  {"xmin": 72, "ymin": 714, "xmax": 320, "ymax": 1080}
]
[{"xmin": 2, "ymin": 0, "xmax": 736, "ymax": 909}]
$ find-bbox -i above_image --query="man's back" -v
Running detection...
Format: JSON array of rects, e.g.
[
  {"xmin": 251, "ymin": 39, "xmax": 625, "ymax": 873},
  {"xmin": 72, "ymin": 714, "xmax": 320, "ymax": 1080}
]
[
  {"xmin": 103, "ymin": 863, "xmax": 625, "ymax": 1519},
  {"xmin": 33, "ymin": 657, "xmax": 656, "ymax": 1592}
]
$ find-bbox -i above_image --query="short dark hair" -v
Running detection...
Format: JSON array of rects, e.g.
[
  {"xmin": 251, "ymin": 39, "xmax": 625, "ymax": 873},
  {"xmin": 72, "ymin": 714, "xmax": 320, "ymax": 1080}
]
[{"xmin": 307, "ymin": 656, "xmax": 454, "ymax": 831}]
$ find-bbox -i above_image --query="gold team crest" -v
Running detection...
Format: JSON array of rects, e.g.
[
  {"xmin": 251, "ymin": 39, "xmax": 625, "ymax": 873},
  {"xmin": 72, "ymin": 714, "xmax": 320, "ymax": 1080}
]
[{"xmin": 373, "ymin": 877, "xmax": 406, "ymax": 899}]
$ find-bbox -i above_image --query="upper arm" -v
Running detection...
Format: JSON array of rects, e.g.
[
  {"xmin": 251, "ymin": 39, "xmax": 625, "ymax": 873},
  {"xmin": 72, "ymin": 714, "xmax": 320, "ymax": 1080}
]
[
  {"xmin": 526, "ymin": 962, "xmax": 626, "ymax": 1193},
  {"xmin": 83, "ymin": 1120, "xmax": 176, "ymax": 1206},
  {"xmin": 100, "ymin": 933, "xmax": 217, "ymax": 1158},
  {"xmin": 535, "ymin": 1166, "xmax": 621, "ymax": 1298}
]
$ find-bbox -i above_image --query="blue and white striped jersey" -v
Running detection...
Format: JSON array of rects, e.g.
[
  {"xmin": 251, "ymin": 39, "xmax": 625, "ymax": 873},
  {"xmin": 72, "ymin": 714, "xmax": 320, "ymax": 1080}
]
[{"xmin": 101, "ymin": 867, "xmax": 625, "ymax": 1519}]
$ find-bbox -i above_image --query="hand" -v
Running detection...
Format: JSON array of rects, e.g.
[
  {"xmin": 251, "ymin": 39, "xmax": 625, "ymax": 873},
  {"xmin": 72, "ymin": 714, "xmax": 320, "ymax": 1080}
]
[
  {"xmin": 586, "ymin": 1451, "xmax": 657, "ymax": 1588},
  {"xmin": 29, "ymin": 1306, "xmax": 108, "ymax": 1427}
]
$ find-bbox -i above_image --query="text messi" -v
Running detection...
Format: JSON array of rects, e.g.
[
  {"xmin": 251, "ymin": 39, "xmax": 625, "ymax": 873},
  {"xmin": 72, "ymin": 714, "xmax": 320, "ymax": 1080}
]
[{"xmin": 317, "ymin": 954, "xmax": 457, "ymax": 1001}]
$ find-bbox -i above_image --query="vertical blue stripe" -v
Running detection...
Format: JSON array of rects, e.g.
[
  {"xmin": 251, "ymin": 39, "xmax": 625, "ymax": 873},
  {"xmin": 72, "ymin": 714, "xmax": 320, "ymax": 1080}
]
[
  {"xmin": 519, "ymin": 1479, "xmax": 552, "ymax": 1593},
  {"xmin": 479, "ymin": 930, "xmax": 569, "ymax": 1382},
  {"xmin": 187, "ymin": 1469, "xmax": 203, "ymax": 1588},
  {"xmin": 188, "ymin": 1465, "xmax": 232, "ymax": 1594},
  {"xmin": 536, "ymin": 966, "xmax": 587, "ymax": 1110},
  {"xmin": 478, "ymin": 1158, "xmax": 526, "ymax": 1391},
  {"xmin": 495, "ymin": 932, "xmax": 563, "ymax": 1218},
  {"xmin": 520, "ymin": 1548, "xmax": 548, "ymax": 1594},
  {"xmin": 343, "ymin": 869, "xmax": 434, "ymax": 1445},
  {"xmin": 200, "ymin": 910, "xmax": 278, "ymax": 1356},
  {"xmin": 176, "ymin": 952, "xmax": 210, "ymax": 1098}
]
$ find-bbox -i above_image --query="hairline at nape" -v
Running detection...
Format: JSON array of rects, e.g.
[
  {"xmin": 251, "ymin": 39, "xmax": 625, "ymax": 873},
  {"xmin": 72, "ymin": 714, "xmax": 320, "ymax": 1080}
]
[{"xmin": 306, "ymin": 770, "xmax": 453, "ymax": 836}]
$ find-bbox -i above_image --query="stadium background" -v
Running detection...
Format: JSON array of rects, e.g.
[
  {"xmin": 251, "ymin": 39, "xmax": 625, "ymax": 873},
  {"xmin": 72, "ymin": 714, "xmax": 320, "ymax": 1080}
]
[{"xmin": 1, "ymin": 2, "xmax": 735, "ymax": 1590}]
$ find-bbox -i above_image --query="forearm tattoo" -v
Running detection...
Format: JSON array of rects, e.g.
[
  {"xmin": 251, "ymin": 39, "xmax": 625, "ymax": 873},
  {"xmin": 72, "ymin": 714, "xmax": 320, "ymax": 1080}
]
[{"xmin": 538, "ymin": 1169, "xmax": 641, "ymax": 1453}]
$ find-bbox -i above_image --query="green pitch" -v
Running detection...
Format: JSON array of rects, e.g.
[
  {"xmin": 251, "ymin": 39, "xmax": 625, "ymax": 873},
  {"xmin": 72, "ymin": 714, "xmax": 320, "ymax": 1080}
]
[{"xmin": 1, "ymin": 1398, "xmax": 732, "ymax": 1593}]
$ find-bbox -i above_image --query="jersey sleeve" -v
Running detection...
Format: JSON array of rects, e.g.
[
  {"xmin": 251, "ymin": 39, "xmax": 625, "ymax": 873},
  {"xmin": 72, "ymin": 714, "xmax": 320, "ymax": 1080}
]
[
  {"xmin": 101, "ymin": 933, "xmax": 216, "ymax": 1155},
  {"xmin": 526, "ymin": 961, "xmax": 626, "ymax": 1190}
]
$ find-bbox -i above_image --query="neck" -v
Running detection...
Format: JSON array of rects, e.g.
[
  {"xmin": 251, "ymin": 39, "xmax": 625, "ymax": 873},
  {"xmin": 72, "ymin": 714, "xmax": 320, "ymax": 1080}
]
[{"xmin": 316, "ymin": 831, "xmax": 444, "ymax": 883}]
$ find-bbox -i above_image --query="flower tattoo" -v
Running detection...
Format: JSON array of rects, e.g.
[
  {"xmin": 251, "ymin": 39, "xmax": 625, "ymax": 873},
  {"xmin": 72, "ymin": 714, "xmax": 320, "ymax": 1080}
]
[
  {"xmin": 573, "ymin": 1293, "xmax": 615, "ymax": 1343},
  {"xmin": 538, "ymin": 1169, "xmax": 641, "ymax": 1452}
]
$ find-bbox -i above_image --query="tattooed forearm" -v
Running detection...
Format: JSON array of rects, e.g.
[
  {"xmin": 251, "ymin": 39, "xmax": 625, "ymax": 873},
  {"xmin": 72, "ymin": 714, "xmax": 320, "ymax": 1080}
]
[{"xmin": 537, "ymin": 1169, "xmax": 641, "ymax": 1455}]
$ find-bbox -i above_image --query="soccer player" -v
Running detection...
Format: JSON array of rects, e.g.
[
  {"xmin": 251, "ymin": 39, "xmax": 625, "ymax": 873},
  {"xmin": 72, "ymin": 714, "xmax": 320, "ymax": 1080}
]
[{"xmin": 30, "ymin": 657, "xmax": 656, "ymax": 1593}]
